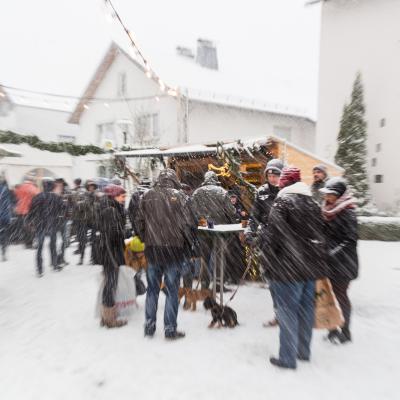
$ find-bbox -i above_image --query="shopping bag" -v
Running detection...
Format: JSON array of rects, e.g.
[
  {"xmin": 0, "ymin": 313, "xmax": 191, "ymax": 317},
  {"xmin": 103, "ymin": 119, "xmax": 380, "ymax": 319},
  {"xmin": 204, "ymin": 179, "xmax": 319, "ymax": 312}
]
[
  {"xmin": 314, "ymin": 278, "xmax": 344, "ymax": 330},
  {"xmin": 115, "ymin": 266, "xmax": 137, "ymax": 319}
]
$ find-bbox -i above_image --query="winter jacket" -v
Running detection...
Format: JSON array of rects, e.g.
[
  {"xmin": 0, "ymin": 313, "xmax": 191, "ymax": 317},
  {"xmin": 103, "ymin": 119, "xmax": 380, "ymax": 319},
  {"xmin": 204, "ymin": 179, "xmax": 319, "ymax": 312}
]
[
  {"xmin": 311, "ymin": 179, "xmax": 328, "ymax": 205},
  {"xmin": 323, "ymin": 202, "xmax": 359, "ymax": 281},
  {"xmin": 191, "ymin": 172, "xmax": 236, "ymax": 224},
  {"xmin": 27, "ymin": 190, "xmax": 65, "ymax": 234},
  {"xmin": 262, "ymin": 182, "xmax": 328, "ymax": 283},
  {"xmin": 14, "ymin": 182, "xmax": 40, "ymax": 216},
  {"xmin": 135, "ymin": 169, "xmax": 194, "ymax": 265},
  {"xmin": 98, "ymin": 196, "xmax": 126, "ymax": 269},
  {"xmin": 128, "ymin": 191, "xmax": 142, "ymax": 234},
  {"xmin": 245, "ymin": 183, "xmax": 279, "ymax": 241},
  {"xmin": 0, "ymin": 183, "xmax": 12, "ymax": 225}
]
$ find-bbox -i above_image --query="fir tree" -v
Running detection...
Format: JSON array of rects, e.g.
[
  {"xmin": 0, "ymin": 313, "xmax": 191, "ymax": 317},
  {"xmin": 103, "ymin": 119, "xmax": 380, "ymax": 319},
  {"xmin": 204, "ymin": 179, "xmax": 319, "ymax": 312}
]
[{"xmin": 335, "ymin": 72, "xmax": 370, "ymax": 207}]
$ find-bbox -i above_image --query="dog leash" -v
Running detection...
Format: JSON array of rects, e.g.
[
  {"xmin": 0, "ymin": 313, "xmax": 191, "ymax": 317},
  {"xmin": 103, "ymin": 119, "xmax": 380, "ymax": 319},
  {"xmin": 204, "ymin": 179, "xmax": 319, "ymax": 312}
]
[{"xmin": 224, "ymin": 247, "xmax": 254, "ymax": 307}]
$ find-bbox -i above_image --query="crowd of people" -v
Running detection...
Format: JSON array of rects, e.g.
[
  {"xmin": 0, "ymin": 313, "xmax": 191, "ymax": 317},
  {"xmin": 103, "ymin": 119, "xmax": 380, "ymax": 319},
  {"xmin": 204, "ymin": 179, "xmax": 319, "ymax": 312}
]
[{"xmin": 0, "ymin": 160, "xmax": 359, "ymax": 369}]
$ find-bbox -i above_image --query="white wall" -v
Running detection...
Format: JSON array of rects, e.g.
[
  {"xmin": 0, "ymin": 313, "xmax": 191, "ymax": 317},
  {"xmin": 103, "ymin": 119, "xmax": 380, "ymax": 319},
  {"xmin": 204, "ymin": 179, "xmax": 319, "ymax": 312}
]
[
  {"xmin": 12, "ymin": 105, "xmax": 79, "ymax": 142},
  {"xmin": 77, "ymin": 52, "xmax": 180, "ymax": 149},
  {"xmin": 316, "ymin": 0, "xmax": 400, "ymax": 211},
  {"xmin": 188, "ymin": 101, "xmax": 316, "ymax": 151},
  {"xmin": 0, "ymin": 98, "xmax": 16, "ymax": 131}
]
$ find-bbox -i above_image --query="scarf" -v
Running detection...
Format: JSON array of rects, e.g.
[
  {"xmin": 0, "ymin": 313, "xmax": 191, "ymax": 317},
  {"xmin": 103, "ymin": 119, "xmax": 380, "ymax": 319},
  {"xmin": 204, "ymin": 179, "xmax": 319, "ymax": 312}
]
[{"xmin": 322, "ymin": 191, "xmax": 356, "ymax": 221}]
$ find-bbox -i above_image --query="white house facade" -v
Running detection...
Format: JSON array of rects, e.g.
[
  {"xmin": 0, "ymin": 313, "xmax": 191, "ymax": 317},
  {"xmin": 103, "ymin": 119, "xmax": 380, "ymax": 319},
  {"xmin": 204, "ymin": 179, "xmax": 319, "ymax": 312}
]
[
  {"xmin": 69, "ymin": 43, "xmax": 316, "ymax": 160},
  {"xmin": 316, "ymin": 0, "xmax": 400, "ymax": 211}
]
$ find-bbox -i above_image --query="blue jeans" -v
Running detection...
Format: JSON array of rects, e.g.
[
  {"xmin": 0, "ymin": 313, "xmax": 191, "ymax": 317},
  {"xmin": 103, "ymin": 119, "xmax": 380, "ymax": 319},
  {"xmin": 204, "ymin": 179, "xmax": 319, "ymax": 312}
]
[
  {"xmin": 145, "ymin": 262, "xmax": 181, "ymax": 334},
  {"xmin": 270, "ymin": 280, "xmax": 315, "ymax": 368},
  {"xmin": 36, "ymin": 228, "xmax": 58, "ymax": 273}
]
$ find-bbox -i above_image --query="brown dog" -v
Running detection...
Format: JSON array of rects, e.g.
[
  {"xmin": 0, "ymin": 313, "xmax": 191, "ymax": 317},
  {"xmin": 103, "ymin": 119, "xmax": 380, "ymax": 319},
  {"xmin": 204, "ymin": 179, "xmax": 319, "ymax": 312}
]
[{"xmin": 178, "ymin": 288, "xmax": 212, "ymax": 311}]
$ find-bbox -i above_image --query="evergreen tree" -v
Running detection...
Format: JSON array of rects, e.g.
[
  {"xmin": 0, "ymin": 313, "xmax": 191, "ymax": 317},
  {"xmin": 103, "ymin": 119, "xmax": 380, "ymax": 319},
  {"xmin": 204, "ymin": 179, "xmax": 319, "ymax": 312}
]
[{"xmin": 335, "ymin": 72, "xmax": 370, "ymax": 207}]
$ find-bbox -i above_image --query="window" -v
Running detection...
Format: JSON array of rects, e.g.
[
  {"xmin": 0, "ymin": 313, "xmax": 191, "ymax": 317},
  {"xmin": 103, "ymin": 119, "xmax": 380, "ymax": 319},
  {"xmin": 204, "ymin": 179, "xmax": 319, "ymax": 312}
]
[
  {"xmin": 371, "ymin": 158, "xmax": 377, "ymax": 167},
  {"xmin": 134, "ymin": 114, "xmax": 160, "ymax": 143},
  {"xmin": 118, "ymin": 122, "xmax": 133, "ymax": 145},
  {"xmin": 374, "ymin": 175, "xmax": 383, "ymax": 183},
  {"xmin": 376, "ymin": 143, "xmax": 382, "ymax": 152},
  {"xmin": 380, "ymin": 118, "xmax": 386, "ymax": 128},
  {"xmin": 57, "ymin": 135, "xmax": 75, "ymax": 143},
  {"xmin": 117, "ymin": 72, "xmax": 127, "ymax": 97},
  {"xmin": 273, "ymin": 126, "xmax": 292, "ymax": 141},
  {"xmin": 97, "ymin": 122, "xmax": 115, "ymax": 146}
]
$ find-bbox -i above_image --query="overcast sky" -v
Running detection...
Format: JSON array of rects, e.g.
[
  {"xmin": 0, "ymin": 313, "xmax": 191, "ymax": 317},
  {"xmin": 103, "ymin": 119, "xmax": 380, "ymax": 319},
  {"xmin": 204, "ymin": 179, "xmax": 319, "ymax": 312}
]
[{"xmin": 0, "ymin": 0, "xmax": 321, "ymax": 114}]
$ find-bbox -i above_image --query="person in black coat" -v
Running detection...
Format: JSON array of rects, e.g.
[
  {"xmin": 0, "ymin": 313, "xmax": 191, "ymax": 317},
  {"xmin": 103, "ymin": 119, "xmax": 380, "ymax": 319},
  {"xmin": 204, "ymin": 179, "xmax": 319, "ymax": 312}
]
[
  {"xmin": 136, "ymin": 169, "xmax": 193, "ymax": 340},
  {"xmin": 245, "ymin": 159, "xmax": 283, "ymax": 326},
  {"xmin": 191, "ymin": 171, "xmax": 236, "ymax": 289},
  {"xmin": 320, "ymin": 177, "xmax": 358, "ymax": 344},
  {"xmin": 27, "ymin": 178, "xmax": 64, "ymax": 276},
  {"xmin": 98, "ymin": 184, "xmax": 128, "ymax": 328},
  {"xmin": 0, "ymin": 176, "xmax": 12, "ymax": 261},
  {"xmin": 311, "ymin": 164, "xmax": 329, "ymax": 205},
  {"xmin": 245, "ymin": 159, "xmax": 283, "ymax": 245},
  {"xmin": 263, "ymin": 167, "xmax": 327, "ymax": 370}
]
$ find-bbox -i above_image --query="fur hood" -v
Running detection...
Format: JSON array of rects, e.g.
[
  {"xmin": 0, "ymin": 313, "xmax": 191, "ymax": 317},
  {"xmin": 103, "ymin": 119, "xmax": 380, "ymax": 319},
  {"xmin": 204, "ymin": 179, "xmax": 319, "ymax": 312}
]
[{"xmin": 277, "ymin": 181, "xmax": 312, "ymax": 198}]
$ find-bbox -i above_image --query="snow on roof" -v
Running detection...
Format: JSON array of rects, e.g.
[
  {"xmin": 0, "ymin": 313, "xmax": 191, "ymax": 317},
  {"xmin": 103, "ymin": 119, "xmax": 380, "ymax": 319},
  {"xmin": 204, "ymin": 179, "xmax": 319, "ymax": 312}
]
[
  {"xmin": 70, "ymin": 41, "xmax": 316, "ymax": 123},
  {"xmin": 7, "ymin": 91, "xmax": 78, "ymax": 113},
  {"xmin": 114, "ymin": 144, "xmax": 217, "ymax": 158},
  {"xmin": 0, "ymin": 144, "xmax": 73, "ymax": 167},
  {"xmin": 115, "ymin": 136, "xmax": 343, "ymax": 171},
  {"xmin": 0, "ymin": 145, "xmax": 22, "ymax": 158}
]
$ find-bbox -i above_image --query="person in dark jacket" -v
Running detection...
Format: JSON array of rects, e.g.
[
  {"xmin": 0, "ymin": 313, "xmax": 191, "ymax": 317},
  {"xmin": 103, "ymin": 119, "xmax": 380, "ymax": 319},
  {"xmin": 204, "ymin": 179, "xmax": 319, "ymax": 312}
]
[
  {"xmin": 0, "ymin": 175, "xmax": 12, "ymax": 261},
  {"xmin": 54, "ymin": 178, "xmax": 71, "ymax": 267},
  {"xmin": 27, "ymin": 178, "xmax": 64, "ymax": 276},
  {"xmin": 245, "ymin": 158, "xmax": 283, "ymax": 327},
  {"xmin": 191, "ymin": 171, "xmax": 236, "ymax": 289},
  {"xmin": 135, "ymin": 169, "xmax": 193, "ymax": 340},
  {"xmin": 245, "ymin": 159, "xmax": 283, "ymax": 244},
  {"xmin": 228, "ymin": 192, "xmax": 246, "ymax": 223},
  {"xmin": 127, "ymin": 186, "xmax": 149, "ymax": 235},
  {"xmin": 263, "ymin": 167, "xmax": 327, "ymax": 369},
  {"xmin": 98, "ymin": 184, "xmax": 128, "ymax": 328},
  {"xmin": 311, "ymin": 164, "xmax": 329, "ymax": 205},
  {"xmin": 76, "ymin": 180, "xmax": 99, "ymax": 265},
  {"xmin": 320, "ymin": 177, "xmax": 358, "ymax": 344}
]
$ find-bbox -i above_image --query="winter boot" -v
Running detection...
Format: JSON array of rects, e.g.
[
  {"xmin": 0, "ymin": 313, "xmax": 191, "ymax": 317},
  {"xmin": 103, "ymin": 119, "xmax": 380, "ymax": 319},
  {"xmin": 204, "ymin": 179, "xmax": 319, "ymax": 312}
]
[
  {"xmin": 269, "ymin": 357, "xmax": 296, "ymax": 370},
  {"xmin": 327, "ymin": 329, "xmax": 342, "ymax": 344},
  {"xmin": 165, "ymin": 330, "xmax": 186, "ymax": 341},
  {"xmin": 340, "ymin": 327, "xmax": 352, "ymax": 343},
  {"xmin": 100, "ymin": 306, "xmax": 127, "ymax": 328}
]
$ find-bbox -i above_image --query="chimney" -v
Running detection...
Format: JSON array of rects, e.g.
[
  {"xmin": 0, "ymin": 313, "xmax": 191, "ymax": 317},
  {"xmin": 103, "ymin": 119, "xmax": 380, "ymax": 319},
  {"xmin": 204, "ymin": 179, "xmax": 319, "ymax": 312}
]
[{"xmin": 196, "ymin": 39, "xmax": 218, "ymax": 70}]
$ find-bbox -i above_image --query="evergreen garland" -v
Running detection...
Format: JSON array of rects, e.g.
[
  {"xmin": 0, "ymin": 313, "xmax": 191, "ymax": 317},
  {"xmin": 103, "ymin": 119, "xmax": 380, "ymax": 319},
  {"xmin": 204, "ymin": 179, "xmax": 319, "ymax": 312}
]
[
  {"xmin": 0, "ymin": 130, "xmax": 104, "ymax": 156},
  {"xmin": 335, "ymin": 73, "xmax": 370, "ymax": 207}
]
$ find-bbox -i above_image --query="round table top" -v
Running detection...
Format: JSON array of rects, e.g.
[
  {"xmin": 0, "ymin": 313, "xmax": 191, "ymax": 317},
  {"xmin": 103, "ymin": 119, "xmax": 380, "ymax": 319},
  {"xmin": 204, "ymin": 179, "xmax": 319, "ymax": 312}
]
[{"xmin": 198, "ymin": 223, "xmax": 245, "ymax": 233}]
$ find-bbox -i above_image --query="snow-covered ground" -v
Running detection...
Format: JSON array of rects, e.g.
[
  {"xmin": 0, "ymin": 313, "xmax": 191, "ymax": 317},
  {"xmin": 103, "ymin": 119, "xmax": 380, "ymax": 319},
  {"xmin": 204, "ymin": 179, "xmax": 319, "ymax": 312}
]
[{"xmin": 1, "ymin": 241, "xmax": 399, "ymax": 400}]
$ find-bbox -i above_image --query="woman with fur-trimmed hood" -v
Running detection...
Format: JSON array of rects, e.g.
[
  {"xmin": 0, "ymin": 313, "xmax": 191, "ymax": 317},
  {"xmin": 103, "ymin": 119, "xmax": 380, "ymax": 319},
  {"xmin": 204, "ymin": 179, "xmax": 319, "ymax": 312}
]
[{"xmin": 320, "ymin": 177, "xmax": 358, "ymax": 344}]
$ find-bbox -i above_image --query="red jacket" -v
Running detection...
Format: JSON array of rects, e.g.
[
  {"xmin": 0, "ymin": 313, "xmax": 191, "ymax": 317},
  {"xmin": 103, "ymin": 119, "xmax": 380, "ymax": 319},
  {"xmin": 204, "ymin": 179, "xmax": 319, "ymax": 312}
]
[{"xmin": 14, "ymin": 182, "xmax": 40, "ymax": 216}]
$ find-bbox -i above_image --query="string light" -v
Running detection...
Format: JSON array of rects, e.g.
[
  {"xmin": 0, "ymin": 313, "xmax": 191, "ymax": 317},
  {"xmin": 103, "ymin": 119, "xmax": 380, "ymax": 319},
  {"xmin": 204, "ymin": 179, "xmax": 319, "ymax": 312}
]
[
  {"xmin": 158, "ymin": 80, "xmax": 166, "ymax": 92},
  {"xmin": 0, "ymin": 92, "xmax": 5, "ymax": 98},
  {"xmin": 167, "ymin": 89, "xmax": 178, "ymax": 97},
  {"xmin": 104, "ymin": 102, "xmax": 110, "ymax": 108},
  {"xmin": 104, "ymin": 0, "xmax": 179, "ymax": 99},
  {"xmin": 155, "ymin": 96, "xmax": 160, "ymax": 102},
  {"xmin": 83, "ymin": 104, "xmax": 89, "ymax": 110}
]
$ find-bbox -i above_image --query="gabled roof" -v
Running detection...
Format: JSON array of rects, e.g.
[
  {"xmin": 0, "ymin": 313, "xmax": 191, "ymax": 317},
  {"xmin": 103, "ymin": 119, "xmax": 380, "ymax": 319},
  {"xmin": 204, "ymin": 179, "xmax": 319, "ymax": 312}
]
[
  {"xmin": 68, "ymin": 43, "xmax": 119, "ymax": 124},
  {"xmin": 69, "ymin": 41, "xmax": 315, "ymax": 125}
]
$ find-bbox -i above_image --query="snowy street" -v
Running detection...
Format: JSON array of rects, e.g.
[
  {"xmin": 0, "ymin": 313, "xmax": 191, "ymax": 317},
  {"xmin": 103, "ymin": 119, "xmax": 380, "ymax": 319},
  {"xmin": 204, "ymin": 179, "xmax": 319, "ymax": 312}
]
[{"xmin": 1, "ymin": 240, "xmax": 399, "ymax": 400}]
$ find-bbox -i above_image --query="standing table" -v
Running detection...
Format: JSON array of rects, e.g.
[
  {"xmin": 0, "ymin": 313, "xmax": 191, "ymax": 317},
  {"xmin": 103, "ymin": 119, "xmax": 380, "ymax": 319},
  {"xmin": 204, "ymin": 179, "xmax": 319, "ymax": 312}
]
[{"xmin": 198, "ymin": 224, "xmax": 245, "ymax": 306}]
